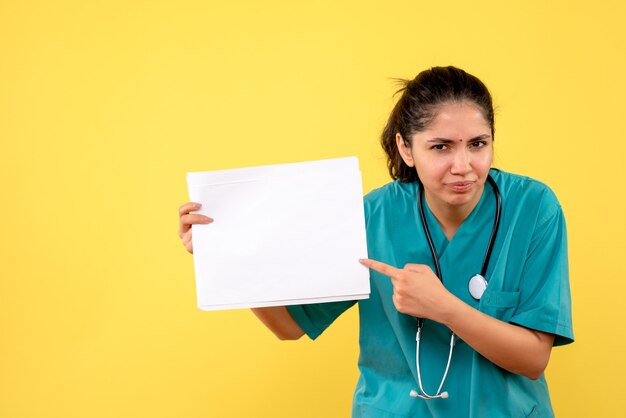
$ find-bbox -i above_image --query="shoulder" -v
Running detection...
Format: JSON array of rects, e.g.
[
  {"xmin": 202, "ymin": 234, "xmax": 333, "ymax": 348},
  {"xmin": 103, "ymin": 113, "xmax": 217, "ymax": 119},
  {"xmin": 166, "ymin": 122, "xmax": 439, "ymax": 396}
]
[
  {"xmin": 491, "ymin": 169, "xmax": 563, "ymax": 226},
  {"xmin": 363, "ymin": 180, "xmax": 417, "ymax": 223},
  {"xmin": 364, "ymin": 180, "xmax": 416, "ymax": 208}
]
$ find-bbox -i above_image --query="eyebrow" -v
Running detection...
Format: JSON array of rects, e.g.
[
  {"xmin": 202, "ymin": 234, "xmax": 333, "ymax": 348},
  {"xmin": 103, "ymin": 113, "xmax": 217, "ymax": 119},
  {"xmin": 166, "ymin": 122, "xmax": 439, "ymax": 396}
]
[{"xmin": 427, "ymin": 134, "xmax": 491, "ymax": 143}]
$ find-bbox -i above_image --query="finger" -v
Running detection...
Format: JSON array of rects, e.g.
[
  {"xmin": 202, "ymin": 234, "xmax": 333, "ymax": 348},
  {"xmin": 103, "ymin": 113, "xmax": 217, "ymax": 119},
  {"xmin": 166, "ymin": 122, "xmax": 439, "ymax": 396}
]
[
  {"xmin": 179, "ymin": 202, "xmax": 202, "ymax": 217},
  {"xmin": 404, "ymin": 263, "xmax": 429, "ymax": 273},
  {"xmin": 359, "ymin": 258, "xmax": 400, "ymax": 277},
  {"xmin": 183, "ymin": 232, "xmax": 193, "ymax": 253},
  {"xmin": 178, "ymin": 202, "xmax": 202, "ymax": 237},
  {"xmin": 179, "ymin": 214, "xmax": 213, "ymax": 237},
  {"xmin": 180, "ymin": 214, "xmax": 213, "ymax": 225}
]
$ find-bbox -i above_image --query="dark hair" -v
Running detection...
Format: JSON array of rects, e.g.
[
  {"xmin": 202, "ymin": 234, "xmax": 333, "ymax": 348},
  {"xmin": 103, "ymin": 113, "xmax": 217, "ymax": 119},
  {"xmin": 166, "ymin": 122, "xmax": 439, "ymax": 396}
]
[{"xmin": 381, "ymin": 66, "xmax": 495, "ymax": 182}]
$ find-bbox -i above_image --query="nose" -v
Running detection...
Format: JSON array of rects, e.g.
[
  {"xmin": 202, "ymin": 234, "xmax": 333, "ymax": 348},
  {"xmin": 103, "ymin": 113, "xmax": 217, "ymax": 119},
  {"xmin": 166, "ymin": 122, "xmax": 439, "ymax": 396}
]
[{"xmin": 450, "ymin": 148, "xmax": 472, "ymax": 175}]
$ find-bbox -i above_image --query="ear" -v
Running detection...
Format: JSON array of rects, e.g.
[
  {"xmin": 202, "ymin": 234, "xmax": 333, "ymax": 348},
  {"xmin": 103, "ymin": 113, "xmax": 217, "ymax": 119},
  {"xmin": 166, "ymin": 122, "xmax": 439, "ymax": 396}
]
[{"xmin": 396, "ymin": 133, "xmax": 415, "ymax": 167}]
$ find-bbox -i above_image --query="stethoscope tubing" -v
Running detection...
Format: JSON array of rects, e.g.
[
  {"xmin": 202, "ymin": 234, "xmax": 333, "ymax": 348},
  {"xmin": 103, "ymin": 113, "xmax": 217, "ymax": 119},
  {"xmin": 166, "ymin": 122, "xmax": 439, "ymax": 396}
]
[
  {"xmin": 412, "ymin": 174, "xmax": 502, "ymax": 399},
  {"xmin": 417, "ymin": 174, "xmax": 501, "ymax": 285},
  {"xmin": 481, "ymin": 175, "xmax": 502, "ymax": 278}
]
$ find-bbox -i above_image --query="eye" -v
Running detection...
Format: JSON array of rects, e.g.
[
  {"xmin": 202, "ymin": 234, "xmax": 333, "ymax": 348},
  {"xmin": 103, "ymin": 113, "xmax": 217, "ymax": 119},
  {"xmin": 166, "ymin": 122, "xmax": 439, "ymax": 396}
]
[
  {"xmin": 431, "ymin": 144, "xmax": 448, "ymax": 151},
  {"xmin": 469, "ymin": 140, "xmax": 487, "ymax": 149}
]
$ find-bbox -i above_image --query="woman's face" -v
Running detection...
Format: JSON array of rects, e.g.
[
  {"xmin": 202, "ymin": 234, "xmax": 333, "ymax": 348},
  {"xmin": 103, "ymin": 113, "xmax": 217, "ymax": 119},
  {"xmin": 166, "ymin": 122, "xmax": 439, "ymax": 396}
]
[{"xmin": 397, "ymin": 100, "xmax": 494, "ymax": 212}]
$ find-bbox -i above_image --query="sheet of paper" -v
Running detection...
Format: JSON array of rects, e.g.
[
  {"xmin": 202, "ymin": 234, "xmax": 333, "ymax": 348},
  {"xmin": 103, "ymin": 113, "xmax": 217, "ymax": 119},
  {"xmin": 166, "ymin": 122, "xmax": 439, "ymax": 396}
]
[{"xmin": 187, "ymin": 157, "xmax": 370, "ymax": 311}]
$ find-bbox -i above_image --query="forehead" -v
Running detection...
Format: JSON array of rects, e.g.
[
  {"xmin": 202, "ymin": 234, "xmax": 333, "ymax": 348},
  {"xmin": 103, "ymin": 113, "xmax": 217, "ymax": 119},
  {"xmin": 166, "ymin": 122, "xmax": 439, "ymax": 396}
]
[{"xmin": 427, "ymin": 101, "xmax": 490, "ymax": 131}]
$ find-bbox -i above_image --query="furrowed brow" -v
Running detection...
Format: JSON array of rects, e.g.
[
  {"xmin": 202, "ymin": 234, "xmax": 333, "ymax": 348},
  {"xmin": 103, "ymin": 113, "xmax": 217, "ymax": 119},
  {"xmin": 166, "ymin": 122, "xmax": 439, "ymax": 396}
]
[{"xmin": 427, "ymin": 134, "xmax": 491, "ymax": 143}]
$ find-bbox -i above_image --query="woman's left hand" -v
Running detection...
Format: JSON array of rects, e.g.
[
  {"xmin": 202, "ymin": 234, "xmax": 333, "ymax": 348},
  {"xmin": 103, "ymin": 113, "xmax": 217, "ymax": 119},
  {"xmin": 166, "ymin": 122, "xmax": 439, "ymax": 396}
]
[
  {"xmin": 360, "ymin": 258, "xmax": 555, "ymax": 379},
  {"xmin": 359, "ymin": 258, "xmax": 455, "ymax": 321}
]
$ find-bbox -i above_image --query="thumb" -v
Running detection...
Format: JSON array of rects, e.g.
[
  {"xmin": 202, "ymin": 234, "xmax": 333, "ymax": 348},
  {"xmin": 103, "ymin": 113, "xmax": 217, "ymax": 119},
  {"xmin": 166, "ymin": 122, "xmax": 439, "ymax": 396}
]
[{"xmin": 404, "ymin": 263, "xmax": 428, "ymax": 273}]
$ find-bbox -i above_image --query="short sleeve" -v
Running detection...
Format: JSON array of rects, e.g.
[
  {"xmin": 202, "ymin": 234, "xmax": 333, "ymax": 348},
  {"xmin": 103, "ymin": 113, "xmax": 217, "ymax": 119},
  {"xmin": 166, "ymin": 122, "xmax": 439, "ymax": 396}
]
[
  {"xmin": 287, "ymin": 300, "xmax": 357, "ymax": 340},
  {"xmin": 510, "ymin": 203, "xmax": 574, "ymax": 346}
]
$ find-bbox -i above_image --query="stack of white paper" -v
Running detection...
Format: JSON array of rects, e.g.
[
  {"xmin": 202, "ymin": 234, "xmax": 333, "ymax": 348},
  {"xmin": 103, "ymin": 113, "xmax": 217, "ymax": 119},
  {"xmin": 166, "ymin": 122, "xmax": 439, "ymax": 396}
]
[{"xmin": 186, "ymin": 157, "xmax": 370, "ymax": 311}]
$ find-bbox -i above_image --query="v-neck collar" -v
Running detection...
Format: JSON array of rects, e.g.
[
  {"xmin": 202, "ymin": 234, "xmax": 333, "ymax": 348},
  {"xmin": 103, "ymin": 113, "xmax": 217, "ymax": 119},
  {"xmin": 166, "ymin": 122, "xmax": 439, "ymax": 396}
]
[{"xmin": 416, "ymin": 182, "xmax": 490, "ymax": 259}]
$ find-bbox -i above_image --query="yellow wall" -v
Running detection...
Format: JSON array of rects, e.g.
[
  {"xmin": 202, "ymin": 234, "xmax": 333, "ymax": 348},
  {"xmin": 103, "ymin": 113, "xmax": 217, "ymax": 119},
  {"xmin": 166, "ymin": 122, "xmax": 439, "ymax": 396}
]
[{"xmin": 1, "ymin": 1, "xmax": 624, "ymax": 416}]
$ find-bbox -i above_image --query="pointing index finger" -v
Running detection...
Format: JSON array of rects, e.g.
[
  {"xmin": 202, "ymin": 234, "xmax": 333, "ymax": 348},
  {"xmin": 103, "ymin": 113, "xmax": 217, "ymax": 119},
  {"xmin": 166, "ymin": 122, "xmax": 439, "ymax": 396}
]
[{"xmin": 359, "ymin": 258, "xmax": 399, "ymax": 277}]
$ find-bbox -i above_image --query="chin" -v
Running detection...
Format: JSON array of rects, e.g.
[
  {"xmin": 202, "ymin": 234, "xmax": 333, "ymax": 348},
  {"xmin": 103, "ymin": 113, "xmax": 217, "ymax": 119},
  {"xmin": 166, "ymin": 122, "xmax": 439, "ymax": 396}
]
[{"xmin": 445, "ymin": 192, "xmax": 479, "ymax": 207}]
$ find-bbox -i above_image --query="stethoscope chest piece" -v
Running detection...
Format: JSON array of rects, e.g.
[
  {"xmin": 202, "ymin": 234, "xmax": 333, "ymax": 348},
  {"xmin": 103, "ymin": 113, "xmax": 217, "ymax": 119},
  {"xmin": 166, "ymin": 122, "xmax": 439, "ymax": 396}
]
[{"xmin": 468, "ymin": 274, "xmax": 488, "ymax": 300}]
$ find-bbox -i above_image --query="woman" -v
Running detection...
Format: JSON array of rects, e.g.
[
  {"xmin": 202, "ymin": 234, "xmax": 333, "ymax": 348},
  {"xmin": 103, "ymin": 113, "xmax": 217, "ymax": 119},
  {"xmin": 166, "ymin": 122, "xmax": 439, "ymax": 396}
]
[{"xmin": 178, "ymin": 66, "xmax": 573, "ymax": 417}]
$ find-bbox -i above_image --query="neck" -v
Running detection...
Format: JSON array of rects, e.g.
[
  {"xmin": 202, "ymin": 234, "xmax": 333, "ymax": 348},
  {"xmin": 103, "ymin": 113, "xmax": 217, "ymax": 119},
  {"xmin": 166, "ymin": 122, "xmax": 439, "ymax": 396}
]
[{"xmin": 424, "ymin": 186, "xmax": 484, "ymax": 241}]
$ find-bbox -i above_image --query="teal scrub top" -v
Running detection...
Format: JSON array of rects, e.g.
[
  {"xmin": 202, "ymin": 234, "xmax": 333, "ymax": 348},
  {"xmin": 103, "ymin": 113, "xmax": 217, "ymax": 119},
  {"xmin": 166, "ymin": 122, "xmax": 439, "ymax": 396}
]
[{"xmin": 287, "ymin": 169, "xmax": 574, "ymax": 418}]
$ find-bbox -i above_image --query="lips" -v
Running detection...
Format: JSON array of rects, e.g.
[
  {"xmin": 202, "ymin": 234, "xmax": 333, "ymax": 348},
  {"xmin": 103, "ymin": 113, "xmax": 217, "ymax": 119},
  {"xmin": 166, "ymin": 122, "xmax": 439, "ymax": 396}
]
[{"xmin": 446, "ymin": 181, "xmax": 474, "ymax": 192}]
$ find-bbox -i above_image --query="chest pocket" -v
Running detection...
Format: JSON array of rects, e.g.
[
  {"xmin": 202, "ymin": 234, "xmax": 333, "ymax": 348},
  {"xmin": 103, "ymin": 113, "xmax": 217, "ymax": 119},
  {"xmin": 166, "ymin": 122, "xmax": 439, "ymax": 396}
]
[{"xmin": 479, "ymin": 290, "xmax": 520, "ymax": 323}]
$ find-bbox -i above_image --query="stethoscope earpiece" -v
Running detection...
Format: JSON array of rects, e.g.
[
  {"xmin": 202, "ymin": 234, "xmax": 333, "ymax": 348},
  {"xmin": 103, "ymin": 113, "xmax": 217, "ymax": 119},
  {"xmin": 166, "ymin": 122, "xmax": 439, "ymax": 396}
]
[{"xmin": 409, "ymin": 390, "xmax": 449, "ymax": 399}]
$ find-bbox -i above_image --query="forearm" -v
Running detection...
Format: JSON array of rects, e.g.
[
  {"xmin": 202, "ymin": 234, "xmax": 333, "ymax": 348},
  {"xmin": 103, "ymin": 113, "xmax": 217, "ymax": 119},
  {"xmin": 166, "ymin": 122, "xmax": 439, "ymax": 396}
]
[
  {"xmin": 439, "ymin": 295, "xmax": 554, "ymax": 380},
  {"xmin": 251, "ymin": 306, "xmax": 305, "ymax": 340}
]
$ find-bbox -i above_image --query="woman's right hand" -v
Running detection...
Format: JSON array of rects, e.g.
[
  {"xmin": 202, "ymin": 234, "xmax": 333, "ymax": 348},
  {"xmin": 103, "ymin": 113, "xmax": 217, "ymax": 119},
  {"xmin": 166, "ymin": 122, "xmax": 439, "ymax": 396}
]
[
  {"xmin": 178, "ymin": 202, "xmax": 303, "ymax": 340},
  {"xmin": 178, "ymin": 202, "xmax": 213, "ymax": 254}
]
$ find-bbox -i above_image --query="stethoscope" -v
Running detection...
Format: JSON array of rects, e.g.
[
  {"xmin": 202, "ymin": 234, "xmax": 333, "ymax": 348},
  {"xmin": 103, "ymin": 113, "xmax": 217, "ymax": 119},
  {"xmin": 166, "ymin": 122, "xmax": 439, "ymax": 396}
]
[{"xmin": 409, "ymin": 174, "xmax": 501, "ymax": 400}]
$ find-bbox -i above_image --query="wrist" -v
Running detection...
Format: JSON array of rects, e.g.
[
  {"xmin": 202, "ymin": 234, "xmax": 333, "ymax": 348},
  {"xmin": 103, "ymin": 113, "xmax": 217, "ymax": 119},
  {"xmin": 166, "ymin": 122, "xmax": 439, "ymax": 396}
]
[{"xmin": 437, "ymin": 291, "xmax": 465, "ymax": 327}]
